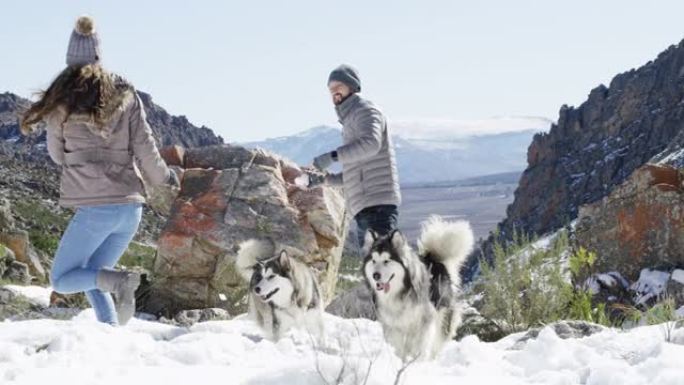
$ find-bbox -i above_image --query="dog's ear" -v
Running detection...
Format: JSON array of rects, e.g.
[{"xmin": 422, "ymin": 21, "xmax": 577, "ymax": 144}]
[
  {"xmin": 278, "ymin": 249, "xmax": 291, "ymax": 272},
  {"xmin": 389, "ymin": 229, "xmax": 405, "ymax": 250},
  {"xmin": 362, "ymin": 229, "xmax": 378, "ymax": 255}
]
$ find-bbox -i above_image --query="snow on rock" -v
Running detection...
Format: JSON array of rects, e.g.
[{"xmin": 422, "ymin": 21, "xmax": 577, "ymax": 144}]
[
  {"xmin": 631, "ymin": 269, "xmax": 672, "ymax": 306},
  {"xmin": 1, "ymin": 310, "xmax": 684, "ymax": 384},
  {"xmin": 1, "ymin": 285, "xmax": 52, "ymax": 308},
  {"xmin": 677, "ymin": 307, "xmax": 684, "ymax": 318},
  {"xmin": 671, "ymin": 269, "xmax": 684, "ymax": 285}
]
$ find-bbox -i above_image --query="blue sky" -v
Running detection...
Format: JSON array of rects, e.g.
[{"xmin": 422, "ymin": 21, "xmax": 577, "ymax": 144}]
[{"xmin": 2, "ymin": 1, "xmax": 684, "ymax": 141}]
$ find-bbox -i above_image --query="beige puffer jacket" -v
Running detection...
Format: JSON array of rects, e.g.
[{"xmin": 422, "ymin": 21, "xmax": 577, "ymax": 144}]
[
  {"xmin": 327, "ymin": 93, "xmax": 401, "ymax": 217},
  {"xmin": 45, "ymin": 76, "xmax": 171, "ymax": 208}
]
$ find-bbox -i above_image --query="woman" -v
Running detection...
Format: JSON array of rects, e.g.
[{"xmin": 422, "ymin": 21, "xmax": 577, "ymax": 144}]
[{"xmin": 21, "ymin": 16, "xmax": 178, "ymax": 326}]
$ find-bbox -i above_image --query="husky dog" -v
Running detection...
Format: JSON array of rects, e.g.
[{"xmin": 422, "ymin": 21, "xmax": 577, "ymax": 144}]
[
  {"xmin": 236, "ymin": 239, "xmax": 324, "ymax": 341},
  {"xmin": 361, "ymin": 215, "xmax": 474, "ymax": 360}
]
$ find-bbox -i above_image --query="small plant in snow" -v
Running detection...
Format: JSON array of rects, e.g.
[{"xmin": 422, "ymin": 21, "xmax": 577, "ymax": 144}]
[{"xmin": 478, "ymin": 228, "xmax": 572, "ymax": 334}]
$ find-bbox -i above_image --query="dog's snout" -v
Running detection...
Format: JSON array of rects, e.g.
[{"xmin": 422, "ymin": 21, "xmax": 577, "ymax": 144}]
[
  {"xmin": 254, "ymin": 286, "xmax": 261, "ymax": 294},
  {"xmin": 372, "ymin": 272, "xmax": 381, "ymax": 281}
]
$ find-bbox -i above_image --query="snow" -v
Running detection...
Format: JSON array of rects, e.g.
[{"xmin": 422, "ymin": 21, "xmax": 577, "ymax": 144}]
[
  {"xmin": 2, "ymin": 285, "xmax": 52, "ymax": 308},
  {"xmin": 630, "ymin": 269, "xmax": 671, "ymax": 306},
  {"xmin": 2, "ymin": 310, "xmax": 683, "ymax": 384},
  {"xmin": 294, "ymin": 173, "xmax": 310, "ymax": 188},
  {"xmin": 657, "ymin": 148, "xmax": 684, "ymax": 165},
  {"xmin": 338, "ymin": 274, "xmax": 363, "ymax": 283},
  {"xmin": 584, "ymin": 272, "xmax": 629, "ymax": 295},
  {"xmin": 596, "ymin": 273, "xmax": 617, "ymax": 288},
  {"xmin": 670, "ymin": 269, "xmax": 684, "ymax": 285}
]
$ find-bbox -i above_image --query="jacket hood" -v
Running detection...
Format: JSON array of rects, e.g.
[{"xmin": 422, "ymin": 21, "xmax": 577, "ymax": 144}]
[{"xmin": 53, "ymin": 74, "xmax": 136, "ymax": 139}]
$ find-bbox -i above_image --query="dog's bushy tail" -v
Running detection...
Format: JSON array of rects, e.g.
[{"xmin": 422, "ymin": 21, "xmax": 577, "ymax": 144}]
[
  {"xmin": 236, "ymin": 239, "xmax": 275, "ymax": 281},
  {"xmin": 418, "ymin": 215, "xmax": 474, "ymax": 286}
]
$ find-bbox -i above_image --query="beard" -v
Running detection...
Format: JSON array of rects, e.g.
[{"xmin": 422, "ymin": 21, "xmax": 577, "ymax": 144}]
[{"xmin": 333, "ymin": 92, "xmax": 351, "ymax": 105}]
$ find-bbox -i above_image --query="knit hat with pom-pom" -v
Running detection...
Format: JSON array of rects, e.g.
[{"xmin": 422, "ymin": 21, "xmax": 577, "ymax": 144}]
[{"xmin": 66, "ymin": 15, "xmax": 101, "ymax": 66}]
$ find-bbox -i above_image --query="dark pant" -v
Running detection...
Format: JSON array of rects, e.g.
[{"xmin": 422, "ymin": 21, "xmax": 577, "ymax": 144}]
[{"xmin": 354, "ymin": 204, "xmax": 399, "ymax": 252}]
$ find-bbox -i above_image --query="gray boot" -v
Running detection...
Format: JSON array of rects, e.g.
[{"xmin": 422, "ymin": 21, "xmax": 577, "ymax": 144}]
[{"xmin": 96, "ymin": 269, "xmax": 141, "ymax": 326}]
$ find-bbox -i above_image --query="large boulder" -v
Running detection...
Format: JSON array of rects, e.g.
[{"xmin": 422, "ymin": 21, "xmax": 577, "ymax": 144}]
[
  {"xmin": 575, "ymin": 164, "xmax": 684, "ymax": 281},
  {"xmin": 146, "ymin": 144, "xmax": 348, "ymax": 316}
]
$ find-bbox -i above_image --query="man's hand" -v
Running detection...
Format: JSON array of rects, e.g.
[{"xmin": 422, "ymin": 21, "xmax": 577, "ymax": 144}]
[
  {"xmin": 307, "ymin": 172, "xmax": 326, "ymax": 188},
  {"xmin": 313, "ymin": 151, "xmax": 337, "ymax": 171}
]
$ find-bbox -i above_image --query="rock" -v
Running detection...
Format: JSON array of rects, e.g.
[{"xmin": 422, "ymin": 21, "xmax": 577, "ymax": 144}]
[
  {"xmin": 455, "ymin": 306, "xmax": 507, "ymax": 342},
  {"xmin": 325, "ymin": 283, "xmax": 376, "ymax": 320},
  {"xmin": 512, "ymin": 321, "xmax": 606, "ymax": 349},
  {"xmin": 49, "ymin": 291, "xmax": 88, "ymax": 309},
  {"xmin": 159, "ymin": 145, "xmax": 186, "ymax": 167},
  {"xmin": 163, "ymin": 308, "xmax": 231, "ymax": 327},
  {"xmin": 575, "ymin": 164, "xmax": 684, "ymax": 282},
  {"xmin": 145, "ymin": 182, "xmax": 180, "ymax": 217},
  {"xmin": 4, "ymin": 261, "xmax": 31, "ymax": 285},
  {"xmin": 630, "ymin": 268, "xmax": 671, "ymax": 308},
  {"xmin": 0, "ymin": 243, "xmax": 14, "ymax": 277},
  {"xmin": 184, "ymin": 144, "xmax": 280, "ymax": 170},
  {"xmin": 146, "ymin": 145, "xmax": 348, "ymax": 316},
  {"xmin": 581, "ymin": 271, "xmax": 631, "ymax": 320},
  {"xmin": 0, "ymin": 197, "xmax": 15, "ymax": 230},
  {"xmin": 0, "ymin": 285, "xmax": 82, "ymax": 321},
  {"xmin": 0, "ymin": 285, "xmax": 45, "ymax": 321},
  {"xmin": 667, "ymin": 269, "xmax": 684, "ymax": 307},
  {"xmin": 473, "ymin": 40, "xmax": 684, "ymax": 282},
  {"xmin": 0, "ymin": 286, "xmax": 15, "ymax": 304},
  {"xmin": 0, "ymin": 230, "xmax": 46, "ymax": 281}
]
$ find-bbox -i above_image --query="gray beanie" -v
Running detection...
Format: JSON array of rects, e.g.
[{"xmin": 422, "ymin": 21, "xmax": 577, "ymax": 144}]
[
  {"xmin": 328, "ymin": 64, "xmax": 361, "ymax": 92},
  {"xmin": 66, "ymin": 16, "xmax": 101, "ymax": 66}
]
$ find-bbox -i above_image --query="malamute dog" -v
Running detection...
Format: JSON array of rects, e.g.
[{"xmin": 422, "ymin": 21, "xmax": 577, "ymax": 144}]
[
  {"xmin": 361, "ymin": 215, "xmax": 474, "ymax": 360},
  {"xmin": 236, "ymin": 239, "xmax": 324, "ymax": 341}
]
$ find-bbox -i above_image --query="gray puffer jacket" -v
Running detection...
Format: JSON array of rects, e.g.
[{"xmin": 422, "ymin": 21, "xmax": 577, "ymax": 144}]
[
  {"xmin": 327, "ymin": 93, "xmax": 401, "ymax": 217},
  {"xmin": 45, "ymin": 76, "xmax": 171, "ymax": 208}
]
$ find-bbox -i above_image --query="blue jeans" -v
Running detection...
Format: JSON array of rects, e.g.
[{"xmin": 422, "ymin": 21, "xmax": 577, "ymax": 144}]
[
  {"xmin": 51, "ymin": 202, "xmax": 142, "ymax": 325},
  {"xmin": 354, "ymin": 204, "xmax": 399, "ymax": 253}
]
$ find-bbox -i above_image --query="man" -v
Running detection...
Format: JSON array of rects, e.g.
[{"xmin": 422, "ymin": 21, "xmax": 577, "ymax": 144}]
[{"xmin": 311, "ymin": 64, "xmax": 401, "ymax": 251}]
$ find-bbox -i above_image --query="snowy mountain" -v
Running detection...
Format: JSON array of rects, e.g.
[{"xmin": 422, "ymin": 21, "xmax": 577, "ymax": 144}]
[{"xmin": 241, "ymin": 117, "xmax": 552, "ymax": 184}]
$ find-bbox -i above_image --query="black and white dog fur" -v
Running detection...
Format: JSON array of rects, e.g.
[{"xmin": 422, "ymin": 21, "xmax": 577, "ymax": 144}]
[
  {"xmin": 362, "ymin": 215, "xmax": 474, "ymax": 360},
  {"xmin": 236, "ymin": 239, "xmax": 324, "ymax": 341}
]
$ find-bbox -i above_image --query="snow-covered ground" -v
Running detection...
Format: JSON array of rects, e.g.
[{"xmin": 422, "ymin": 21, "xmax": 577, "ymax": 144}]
[{"xmin": 1, "ymin": 309, "xmax": 683, "ymax": 385}]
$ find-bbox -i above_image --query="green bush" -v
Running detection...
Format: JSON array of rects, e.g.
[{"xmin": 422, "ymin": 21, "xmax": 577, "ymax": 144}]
[
  {"xmin": 565, "ymin": 247, "xmax": 610, "ymax": 325},
  {"xmin": 625, "ymin": 296, "xmax": 682, "ymax": 326},
  {"xmin": 478, "ymin": 228, "xmax": 572, "ymax": 334},
  {"xmin": 477, "ymin": 229, "xmax": 612, "ymax": 337},
  {"xmin": 11, "ymin": 199, "xmax": 70, "ymax": 256},
  {"xmin": 117, "ymin": 241, "xmax": 156, "ymax": 272}
]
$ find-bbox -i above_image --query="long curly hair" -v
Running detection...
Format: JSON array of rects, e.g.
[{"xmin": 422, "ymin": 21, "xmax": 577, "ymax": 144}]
[{"xmin": 21, "ymin": 64, "xmax": 118, "ymax": 135}]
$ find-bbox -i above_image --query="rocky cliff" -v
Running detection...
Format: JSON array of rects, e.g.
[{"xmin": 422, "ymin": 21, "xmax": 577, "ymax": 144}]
[{"xmin": 469, "ymin": 39, "xmax": 684, "ymax": 280}]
